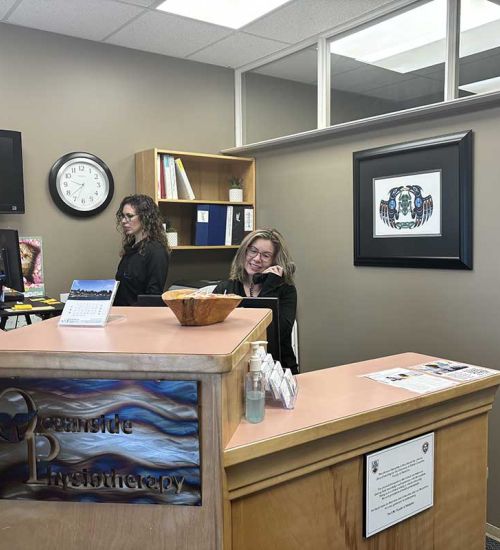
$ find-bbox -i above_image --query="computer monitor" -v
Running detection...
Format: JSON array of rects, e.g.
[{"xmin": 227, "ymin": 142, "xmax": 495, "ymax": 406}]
[
  {"xmin": 238, "ymin": 297, "xmax": 281, "ymax": 362},
  {"xmin": 0, "ymin": 228, "xmax": 24, "ymax": 302}
]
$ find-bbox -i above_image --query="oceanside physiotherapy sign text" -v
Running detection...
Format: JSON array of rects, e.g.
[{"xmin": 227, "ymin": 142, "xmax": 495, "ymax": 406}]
[{"xmin": 0, "ymin": 379, "xmax": 201, "ymax": 505}]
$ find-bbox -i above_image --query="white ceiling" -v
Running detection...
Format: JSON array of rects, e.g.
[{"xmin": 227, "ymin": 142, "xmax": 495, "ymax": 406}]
[{"xmin": 0, "ymin": 0, "xmax": 403, "ymax": 70}]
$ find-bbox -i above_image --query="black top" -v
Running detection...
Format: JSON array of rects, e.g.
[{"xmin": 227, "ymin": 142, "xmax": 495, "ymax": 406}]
[
  {"xmin": 214, "ymin": 274, "xmax": 298, "ymax": 374},
  {"xmin": 114, "ymin": 240, "xmax": 169, "ymax": 306}
]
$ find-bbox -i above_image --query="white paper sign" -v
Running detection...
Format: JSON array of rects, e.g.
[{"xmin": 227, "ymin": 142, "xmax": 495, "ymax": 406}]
[
  {"xmin": 197, "ymin": 210, "xmax": 209, "ymax": 223},
  {"xmin": 244, "ymin": 208, "xmax": 254, "ymax": 231},
  {"xmin": 365, "ymin": 433, "xmax": 434, "ymax": 537}
]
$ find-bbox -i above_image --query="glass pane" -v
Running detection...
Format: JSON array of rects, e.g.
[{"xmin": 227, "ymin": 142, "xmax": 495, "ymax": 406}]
[
  {"xmin": 329, "ymin": 0, "xmax": 446, "ymax": 125},
  {"xmin": 243, "ymin": 46, "xmax": 317, "ymax": 144},
  {"xmin": 458, "ymin": 0, "xmax": 500, "ymax": 97}
]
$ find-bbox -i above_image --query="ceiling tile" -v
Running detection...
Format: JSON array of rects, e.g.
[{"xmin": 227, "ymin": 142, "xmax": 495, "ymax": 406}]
[
  {"xmin": 243, "ymin": 0, "xmax": 398, "ymax": 44},
  {"xmin": 106, "ymin": 10, "xmax": 231, "ymax": 58},
  {"xmin": 0, "ymin": 0, "xmax": 16, "ymax": 19},
  {"xmin": 188, "ymin": 32, "xmax": 289, "ymax": 69},
  {"xmin": 6, "ymin": 0, "xmax": 143, "ymax": 41}
]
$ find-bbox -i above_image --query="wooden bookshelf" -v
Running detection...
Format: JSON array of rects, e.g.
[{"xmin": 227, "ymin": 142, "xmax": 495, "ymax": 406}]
[{"xmin": 135, "ymin": 149, "xmax": 255, "ymax": 249}]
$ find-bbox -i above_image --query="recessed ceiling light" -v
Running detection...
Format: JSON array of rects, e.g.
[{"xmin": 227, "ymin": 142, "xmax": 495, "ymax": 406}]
[
  {"xmin": 330, "ymin": 0, "xmax": 500, "ymax": 73},
  {"xmin": 156, "ymin": 0, "xmax": 292, "ymax": 29},
  {"xmin": 459, "ymin": 75, "xmax": 500, "ymax": 94}
]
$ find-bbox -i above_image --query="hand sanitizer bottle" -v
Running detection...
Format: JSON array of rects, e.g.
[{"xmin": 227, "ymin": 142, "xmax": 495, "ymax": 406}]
[{"xmin": 245, "ymin": 342, "xmax": 265, "ymax": 423}]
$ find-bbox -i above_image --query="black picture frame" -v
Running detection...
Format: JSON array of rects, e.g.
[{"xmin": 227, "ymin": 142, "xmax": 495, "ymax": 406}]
[{"xmin": 353, "ymin": 130, "xmax": 472, "ymax": 269}]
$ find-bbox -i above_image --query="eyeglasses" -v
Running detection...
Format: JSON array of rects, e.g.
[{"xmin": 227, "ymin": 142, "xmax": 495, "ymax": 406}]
[
  {"xmin": 120, "ymin": 213, "xmax": 138, "ymax": 221},
  {"xmin": 246, "ymin": 245, "xmax": 273, "ymax": 262}
]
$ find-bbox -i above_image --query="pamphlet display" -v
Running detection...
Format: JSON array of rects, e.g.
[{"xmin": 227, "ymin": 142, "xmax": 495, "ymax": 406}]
[
  {"xmin": 365, "ymin": 433, "xmax": 434, "ymax": 537},
  {"xmin": 59, "ymin": 279, "xmax": 119, "ymax": 327}
]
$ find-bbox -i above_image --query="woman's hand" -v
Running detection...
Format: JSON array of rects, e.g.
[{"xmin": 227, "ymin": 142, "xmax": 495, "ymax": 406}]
[{"xmin": 262, "ymin": 265, "xmax": 283, "ymax": 277}]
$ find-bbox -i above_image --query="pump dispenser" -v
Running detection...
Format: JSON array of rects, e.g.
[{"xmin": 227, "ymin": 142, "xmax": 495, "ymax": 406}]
[{"xmin": 245, "ymin": 342, "xmax": 266, "ymax": 423}]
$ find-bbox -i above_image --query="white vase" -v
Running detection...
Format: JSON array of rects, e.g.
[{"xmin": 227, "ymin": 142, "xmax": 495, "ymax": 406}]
[
  {"xmin": 167, "ymin": 232, "xmax": 178, "ymax": 247},
  {"xmin": 229, "ymin": 188, "xmax": 243, "ymax": 202}
]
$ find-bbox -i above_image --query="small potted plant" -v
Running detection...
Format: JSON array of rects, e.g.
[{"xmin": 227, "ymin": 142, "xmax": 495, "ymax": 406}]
[
  {"xmin": 164, "ymin": 222, "xmax": 178, "ymax": 247},
  {"xmin": 228, "ymin": 176, "xmax": 244, "ymax": 202}
]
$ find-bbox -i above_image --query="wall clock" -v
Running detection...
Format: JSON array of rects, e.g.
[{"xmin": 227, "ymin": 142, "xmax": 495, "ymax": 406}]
[{"xmin": 49, "ymin": 152, "xmax": 114, "ymax": 217}]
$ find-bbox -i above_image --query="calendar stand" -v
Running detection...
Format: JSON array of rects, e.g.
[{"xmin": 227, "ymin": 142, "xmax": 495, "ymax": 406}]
[{"xmin": 58, "ymin": 280, "xmax": 119, "ymax": 327}]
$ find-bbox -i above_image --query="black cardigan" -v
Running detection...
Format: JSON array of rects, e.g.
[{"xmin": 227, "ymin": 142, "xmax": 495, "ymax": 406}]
[
  {"xmin": 114, "ymin": 240, "xmax": 169, "ymax": 306},
  {"xmin": 214, "ymin": 274, "xmax": 298, "ymax": 374}
]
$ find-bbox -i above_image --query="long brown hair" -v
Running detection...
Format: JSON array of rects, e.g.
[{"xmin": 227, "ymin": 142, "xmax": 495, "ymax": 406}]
[
  {"xmin": 116, "ymin": 194, "xmax": 170, "ymax": 256},
  {"xmin": 229, "ymin": 228, "xmax": 295, "ymax": 285}
]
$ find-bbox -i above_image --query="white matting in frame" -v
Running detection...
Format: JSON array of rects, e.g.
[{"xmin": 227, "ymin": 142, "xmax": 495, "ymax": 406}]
[{"xmin": 373, "ymin": 170, "xmax": 441, "ymax": 238}]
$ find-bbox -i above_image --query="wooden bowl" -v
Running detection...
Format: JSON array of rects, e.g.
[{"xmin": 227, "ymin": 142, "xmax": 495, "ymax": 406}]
[{"xmin": 161, "ymin": 289, "xmax": 242, "ymax": 326}]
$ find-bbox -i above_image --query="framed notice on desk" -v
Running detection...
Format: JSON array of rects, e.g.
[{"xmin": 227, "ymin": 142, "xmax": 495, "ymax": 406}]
[{"xmin": 59, "ymin": 279, "xmax": 119, "ymax": 327}]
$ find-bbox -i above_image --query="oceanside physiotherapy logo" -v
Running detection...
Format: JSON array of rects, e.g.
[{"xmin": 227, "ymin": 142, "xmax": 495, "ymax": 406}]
[{"xmin": 0, "ymin": 387, "xmax": 185, "ymax": 496}]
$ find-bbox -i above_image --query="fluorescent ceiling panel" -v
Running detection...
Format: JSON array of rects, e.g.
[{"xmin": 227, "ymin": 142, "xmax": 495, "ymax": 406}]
[
  {"xmin": 330, "ymin": 0, "xmax": 500, "ymax": 73},
  {"xmin": 156, "ymin": 0, "xmax": 292, "ymax": 29},
  {"xmin": 459, "ymin": 75, "xmax": 500, "ymax": 94}
]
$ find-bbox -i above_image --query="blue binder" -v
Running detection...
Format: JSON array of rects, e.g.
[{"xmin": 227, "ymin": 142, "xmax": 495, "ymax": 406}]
[
  {"xmin": 194, "ymin": 205, "xmax": 210, "ymax": 246},
  {"xmin": 207, "ymin": 205, "xmax": 227, "ymax": 245}
]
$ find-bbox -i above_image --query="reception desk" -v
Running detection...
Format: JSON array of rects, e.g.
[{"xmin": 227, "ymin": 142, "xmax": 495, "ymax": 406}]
[{"xmin": 0, "ymin": 309, "xmax": 499, "ymax": 550}]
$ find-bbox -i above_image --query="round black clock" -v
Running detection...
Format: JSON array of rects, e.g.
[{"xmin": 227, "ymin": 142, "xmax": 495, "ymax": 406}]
[{"xmin": 49, "ymin": 152, "xmax": 114, "ymax": 217}]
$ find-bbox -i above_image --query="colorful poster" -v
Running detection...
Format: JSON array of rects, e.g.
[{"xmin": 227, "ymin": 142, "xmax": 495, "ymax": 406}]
[
  {"xmin": 0, "ymin": 379, "xmax": 201, "ymax": 505},
  {"xmin": 19, "ymin": 236, "xmax": 45, "ymax": 297}
]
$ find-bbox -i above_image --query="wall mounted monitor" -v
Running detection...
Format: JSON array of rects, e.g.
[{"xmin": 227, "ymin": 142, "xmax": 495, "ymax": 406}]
[{"xmin": 0, "ymin": 129, "xmax": 25, "ymax": 214}]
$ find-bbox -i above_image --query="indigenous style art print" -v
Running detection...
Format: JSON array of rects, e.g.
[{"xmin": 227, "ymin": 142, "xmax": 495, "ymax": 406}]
[
  {"xmin": 353, "ymin": 131, "xmax": 472, "ymax": 269},
  {"xmin": 373, "ymin": 170, "xmax": 441, "ymax": 238}
]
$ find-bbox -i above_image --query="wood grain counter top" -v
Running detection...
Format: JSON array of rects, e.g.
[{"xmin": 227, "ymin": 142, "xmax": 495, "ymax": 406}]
[
  {"xmin": 0, "ymin": 306, "xmax": 271, "ymax": 375},
  {"xmin": 224, "ymin": 352, "xmax": 500, "ymax": 466}
]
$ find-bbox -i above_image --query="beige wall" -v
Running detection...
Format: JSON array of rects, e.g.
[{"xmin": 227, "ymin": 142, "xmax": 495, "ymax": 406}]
[
  {"xmin": 253, "ymin": 106, "xmax": 500, "ymax": 524},
  {"xmin": 0, "ymin": 23, "xmax": 236, "ymax": 296}
]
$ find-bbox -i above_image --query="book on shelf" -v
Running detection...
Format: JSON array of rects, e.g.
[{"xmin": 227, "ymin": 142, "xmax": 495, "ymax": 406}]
[
  {"xmin": 161, "ymin": 155, "xmax": 178, "ymax": 199},
  {"xmin": 157, "ymin": 155, "xmax": 164, "ymax": 199},
  {"xmin": 175, "ymin": 158, "xmax": 196, "ymax": 200},
  {"xmin": 59, "ymin": 279, "xmax": 119, "ymax": 327}
]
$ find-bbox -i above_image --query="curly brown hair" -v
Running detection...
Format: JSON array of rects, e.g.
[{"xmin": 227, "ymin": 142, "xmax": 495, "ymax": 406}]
[{"xmin": 116, "ymin": 194, "xmax": 170, "ymax": 256}]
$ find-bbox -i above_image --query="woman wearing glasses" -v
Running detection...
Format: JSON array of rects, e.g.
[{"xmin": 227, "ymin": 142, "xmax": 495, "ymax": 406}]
[
  {"xmin": 214, "ymin": 228, "xmax": 298, "ymax": 374},
  {"xmin": 114, "ymin": 194, "xmax": 170, "ymax": 306}
]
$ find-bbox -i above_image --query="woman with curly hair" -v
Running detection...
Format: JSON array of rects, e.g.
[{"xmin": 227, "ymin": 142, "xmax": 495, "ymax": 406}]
[
  {"xmin": 213, "ymin": 228, "xmax": 298, "ymax": 374},
  {"xmin": 114, "ymin": 194, "xmax": 170, "ymax": 306}
]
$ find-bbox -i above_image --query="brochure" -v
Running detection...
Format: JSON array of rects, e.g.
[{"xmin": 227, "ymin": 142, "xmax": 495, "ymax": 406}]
[
  {"xmin": 362, "ymin": 367, "xmax": 458, "ymax": 394},
  {"xmin": 59, "ymin": 279, "xmax": 119, "ymax": 327},
  {"xmin": 411, "ymin": 360, "xmax": 497, "ymax": 381}
]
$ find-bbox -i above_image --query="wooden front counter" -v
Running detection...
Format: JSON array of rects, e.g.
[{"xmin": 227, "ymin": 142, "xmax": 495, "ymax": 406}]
[
  {"xmin": 0, "ymin": 307, "xmax": 271, "ymax": 550},
  {"xmin": 0, "ymin": 311, "xmax": 499, "ymax": 550},
  {"xmin": 224, "ymin": 352, "xmax": 500, "ymax": 550}
]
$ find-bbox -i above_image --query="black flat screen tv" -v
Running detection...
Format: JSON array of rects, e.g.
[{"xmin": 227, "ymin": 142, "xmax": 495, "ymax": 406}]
[{"xmin": 0, "ymin": 129, "xmax": 25, "ymax": 214}]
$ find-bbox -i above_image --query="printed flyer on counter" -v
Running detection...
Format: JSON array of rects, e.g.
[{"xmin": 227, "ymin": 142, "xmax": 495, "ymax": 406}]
[
  {"xmin": 361, "ymin": 368, "xmax": 458, "ymax": 394},
  {"xmin": 411, "ymin": 360, "xmax": 497, "ymax": 381},
  {"xmin": 362, "ymin": 360, "xmax": 497, "ymax": 394}
]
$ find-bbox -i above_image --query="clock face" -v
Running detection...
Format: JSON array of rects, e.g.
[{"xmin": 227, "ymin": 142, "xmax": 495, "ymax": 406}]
[{"xmin": 49, "ymin": 152, "xmax": 114, "ymax": 217}]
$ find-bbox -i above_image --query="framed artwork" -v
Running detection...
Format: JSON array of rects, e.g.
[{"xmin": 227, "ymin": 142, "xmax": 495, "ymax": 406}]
[{"xmin": 353, "ymin": 131, "xmax": 472, "ymax": 269}]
